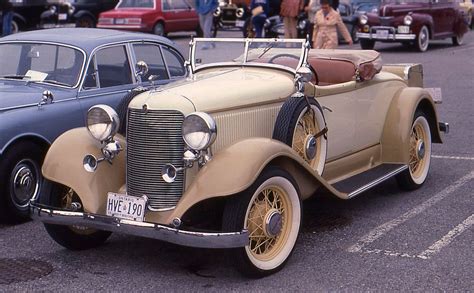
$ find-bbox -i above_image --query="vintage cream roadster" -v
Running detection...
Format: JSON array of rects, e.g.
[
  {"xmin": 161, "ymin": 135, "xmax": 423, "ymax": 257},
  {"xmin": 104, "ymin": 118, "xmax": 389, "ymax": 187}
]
[{"xmin": 31, "ymin": 38, "xmax": 448, "ymax": 277}]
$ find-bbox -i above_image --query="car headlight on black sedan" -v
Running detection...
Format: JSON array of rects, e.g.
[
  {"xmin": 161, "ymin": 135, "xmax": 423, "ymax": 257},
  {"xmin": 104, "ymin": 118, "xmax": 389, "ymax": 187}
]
[
  {"xmin": 87, "ymin": 105, "xmax": 120, "ymax": 142},
  {"xmin": 359, "ymin": 15, "xmax": 368, "ymax": 25},
  {"xmin": 182, "ymin": 112, "xmax": 217, "ymax": 151},
  {"xmin": 404, "ymin": 15, "xmax": 413, "ymax": 25}
]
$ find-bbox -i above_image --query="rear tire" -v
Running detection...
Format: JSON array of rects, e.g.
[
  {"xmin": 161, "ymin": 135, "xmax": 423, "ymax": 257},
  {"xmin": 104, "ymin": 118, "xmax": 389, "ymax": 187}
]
[
  {"xmin": 41, "ymin": 182, "xmax": 111, "ymax": 250},
  {"xmin": 360, "ymin": 39, "xmax": 375, "ymax": 49},
  {"xmin": 75, "ymin": 15, "xmax": 95, "ymax": 28},
  {"xmin": 153, "ymin": 22, "xmax": 165, "ymax": 36},
  {"xmin": 222, "ymin": 167, "xmax": 301, "ymax": 277}
]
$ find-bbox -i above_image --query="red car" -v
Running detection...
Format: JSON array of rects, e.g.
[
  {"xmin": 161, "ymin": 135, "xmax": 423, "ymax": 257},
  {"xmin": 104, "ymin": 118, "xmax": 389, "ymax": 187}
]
[
  {"xmin": 356, "ymin": 0, "xmax": 468, "ymax": 52},
  {"xmin": 97, "ymin": 0, "xmax": 200, "ymax": 36}
]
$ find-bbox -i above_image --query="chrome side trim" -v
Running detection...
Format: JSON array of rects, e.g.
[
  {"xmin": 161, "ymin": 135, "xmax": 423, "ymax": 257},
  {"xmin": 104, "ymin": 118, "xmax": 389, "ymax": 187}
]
[
  {"xmin": 347, "ymin": 165, "xmax": 408, "ymax": 199},
  {"xmin": 30, "ymin": 202, "xmax": 249, "ymax": 249}
]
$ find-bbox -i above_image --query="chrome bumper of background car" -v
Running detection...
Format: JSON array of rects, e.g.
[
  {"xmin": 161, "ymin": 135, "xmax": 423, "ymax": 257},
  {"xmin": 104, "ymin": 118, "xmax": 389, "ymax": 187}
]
[
  {"xmin": 357, "ymin": 26, "xmax": 416, "ymax": 41},
  {"xmin": 30, "ymin": 202, "xmax": 249, "ymax": 249}
]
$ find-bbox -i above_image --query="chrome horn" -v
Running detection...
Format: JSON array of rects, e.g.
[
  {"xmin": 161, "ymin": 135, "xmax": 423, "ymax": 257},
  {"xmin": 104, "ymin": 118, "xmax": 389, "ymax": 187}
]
[
  {"xmin": 161, "ymin": 164, "xmax": 184, "ymax": 183},
  {"xmin": 83, "ymin": 154, "xmax": 103, "ymax": 173}
]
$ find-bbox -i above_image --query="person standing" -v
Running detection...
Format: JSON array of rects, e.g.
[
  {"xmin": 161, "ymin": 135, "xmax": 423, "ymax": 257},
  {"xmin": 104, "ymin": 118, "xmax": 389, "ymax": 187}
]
[
  {"xmin": 280, "ymin": 0, "xmax": 304, "ymax": 39},
  {"xmin": 312, "ymin": 0, "xmax": 352, "ymax": 49},
  {"xmin": 305, "ymin": 0, "xmax": 320, "ymax": 43},
  {"xmin": 250, "ymin": 0, "xmax": 269, "ymax": 38},
  {"xmin": 195, "ymin": 0, "xmax": 218, "ymax": 49},
  {"xmin": 1, "ymin": 0, "xmax": 13, "ymax": 37}
]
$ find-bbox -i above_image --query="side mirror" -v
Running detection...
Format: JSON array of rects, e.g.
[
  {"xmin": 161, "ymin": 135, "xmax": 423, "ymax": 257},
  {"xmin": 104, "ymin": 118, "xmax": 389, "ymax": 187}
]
[
  {"xmin": 135, "ymin": 60, "xmax": 149, "ymax": 78},
  {"xmin": 38, "ymin": 90, "xmax": 54, "ymax": 107}
]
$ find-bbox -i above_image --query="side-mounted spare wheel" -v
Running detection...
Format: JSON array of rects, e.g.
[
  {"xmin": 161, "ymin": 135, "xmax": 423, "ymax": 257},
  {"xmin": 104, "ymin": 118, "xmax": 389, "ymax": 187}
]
[
  {"xmin": 273, "ymin": 97, "xmax": 327, "ymax": 175},
  {"xmin": 41, "ymin": 181, "xmax": 111, "ymax": 250},
  {"xmin": 222, "ymin": 167, "xmax": 302, "ymax": 278},
  {"xmin": 396, "ymin": 110, "xmax": 432, "ymax": 190}
]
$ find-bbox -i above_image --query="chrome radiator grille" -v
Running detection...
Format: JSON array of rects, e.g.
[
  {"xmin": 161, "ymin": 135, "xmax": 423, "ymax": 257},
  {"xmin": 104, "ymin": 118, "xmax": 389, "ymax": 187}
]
[{"xmin": 126, "ymin": 109, "xmax": 185, "ymax": 211}]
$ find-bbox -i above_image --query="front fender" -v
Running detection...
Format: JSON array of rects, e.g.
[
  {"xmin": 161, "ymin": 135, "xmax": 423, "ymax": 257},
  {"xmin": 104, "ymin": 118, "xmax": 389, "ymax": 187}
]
[
  {"xmin": 42, "ymin": 127, "xmax": 125, "ymax": 213},
  {"xmin": 163, "ymin": 138, "xmax": 346, "ymax": 224},
  {"xmin": 381, "ymin": 87, "xmax": 442, "ymax": 164},
  {"xmin": 411, "ymin": 14, "xmax": 434, "ymax": 37}
]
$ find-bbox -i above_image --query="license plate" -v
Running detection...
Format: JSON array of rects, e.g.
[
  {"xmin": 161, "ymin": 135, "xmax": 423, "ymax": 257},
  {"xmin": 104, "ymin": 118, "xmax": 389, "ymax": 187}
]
[
  {"xmin": 115, "ymin": 18, "xmax": 125, "ymax": 24},
  {"xmin": 235, "ymin": 20, "xmax": 245, "ymax": 27},
  {"xmin": 376, "ymin": 30, "xmax": 389, "ymax": 39},
  {"xmin": 398, "ymin": 25, "xmax": 409, "ymax": 34},
  {"xmin": 58, "ymin": 13, "xmax": 67, "ymax": 21},
  {"xmin": 106, "ymin": 192, "xmax": 146, "ymax": 221}
]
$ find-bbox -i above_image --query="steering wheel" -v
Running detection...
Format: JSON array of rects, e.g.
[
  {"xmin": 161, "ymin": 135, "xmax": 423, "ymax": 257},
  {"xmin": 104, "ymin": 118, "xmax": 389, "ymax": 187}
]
[{"xmin": 268, "ymin": 54, "xmax": 319, "ymax": 85}]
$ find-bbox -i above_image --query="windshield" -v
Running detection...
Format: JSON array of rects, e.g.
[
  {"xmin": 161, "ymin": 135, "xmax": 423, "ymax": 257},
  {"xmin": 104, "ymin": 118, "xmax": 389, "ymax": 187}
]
[
  {"xmin": 192, "ymin": 38, "xmax": 306, "ymax": 72},
  {"xmin": 0, "ymin": 43, "xmax": 84, "ymax": 87},
  {"xmin": 117, "ymin": 0, "xmax": 154, "ymax": 8}
]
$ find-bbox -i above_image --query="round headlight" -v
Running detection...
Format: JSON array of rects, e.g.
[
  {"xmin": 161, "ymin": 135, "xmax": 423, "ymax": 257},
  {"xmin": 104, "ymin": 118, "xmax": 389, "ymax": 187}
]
[
  {"xmin": 87, "ymin": 105, "xmax": 120, "ymax": 142},
  {"xmin": 49, "ymin": 5, "xmax": 57, "ymax": 14},
  {"xmin": 236, "ymin": 7, "xmax": 244, "ymax": 18},
  {"xmin": 360, "ymin": 15, "xmax": 368, "ymax": 25},
  {"xmin": 182, "ymin": 112, "xmax": 217, "ymax": 151},
  {"xmin": 298, "ymin": 19, "xmax": 308, "ymax": 30},
  {"xmin": 404, "ymin": 15, "xmax": 413, "ymax": 25},
  {"xmin": 214, "ymin": 7, "xmax": 221, "ymax": 17}
]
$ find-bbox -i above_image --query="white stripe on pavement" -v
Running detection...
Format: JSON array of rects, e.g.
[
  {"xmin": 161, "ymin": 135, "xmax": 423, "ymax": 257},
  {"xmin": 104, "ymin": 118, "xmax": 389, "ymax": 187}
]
[
  {"xmin": 347, "ymin": 170, "xmax": 474, "ymax": 253},
  {"xmin": 417, "ymin": 214, "xmax": 474, "ymax": 259},
  {"xmin": 432, "ymin": 155, "xmax": 474, "ymax": 161}
]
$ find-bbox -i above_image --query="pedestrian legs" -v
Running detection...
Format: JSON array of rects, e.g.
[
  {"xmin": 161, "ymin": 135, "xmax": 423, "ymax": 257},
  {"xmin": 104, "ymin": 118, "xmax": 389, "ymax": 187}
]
[{"xmin": 283, "ymin": 16, "xmax": 297, "ymax": 38}]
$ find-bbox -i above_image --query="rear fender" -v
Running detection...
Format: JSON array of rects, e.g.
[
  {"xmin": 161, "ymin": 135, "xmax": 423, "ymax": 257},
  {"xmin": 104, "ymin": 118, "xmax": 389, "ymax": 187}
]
[
  {"xmin": 381, "ymin": 87, "xmax": 442, "ymax": 164},
  {"xmin": 42, "ymin": 128, "xmax": 125, "ymax": 214}
]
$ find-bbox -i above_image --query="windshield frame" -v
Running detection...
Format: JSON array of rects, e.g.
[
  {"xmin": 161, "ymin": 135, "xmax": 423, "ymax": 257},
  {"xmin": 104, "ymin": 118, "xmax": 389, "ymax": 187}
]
[
  {"xmin": 189, "ymin": 38, "xmax": 308, "ymax": 75},
  {"xmin": 0, "ymin": 41, "xmax": 87, "ymax": 89}
]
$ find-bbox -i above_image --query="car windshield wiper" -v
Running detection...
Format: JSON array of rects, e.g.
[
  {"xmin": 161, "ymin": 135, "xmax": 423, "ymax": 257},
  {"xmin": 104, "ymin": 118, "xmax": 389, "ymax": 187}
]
[
  {"xmin": 1, "ymin": 75, "xmax": 27, "ymax": 80},
  {"xmin": 257, "ymin": 43, "xmax": 275, "ymax": 59},
  {"xmin": 42, "ymin": 79, "xmax": 72, "ymax": 87}
]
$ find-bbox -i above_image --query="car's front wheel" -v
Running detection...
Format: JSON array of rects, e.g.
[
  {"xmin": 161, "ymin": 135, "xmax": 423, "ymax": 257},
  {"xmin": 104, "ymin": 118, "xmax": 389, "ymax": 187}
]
[
  {"xmin": 396, "ymin": 111, "xmax": 432, "ymax": 190},
  {"xmin": 360, "ymin": 39, "xmax": 375, "ymax": 50},
  {"xmin": 42, "ymin": 182, "xmax": 111, "ymax": 250},
  {"xmin": 415, "ymin": 25, "xmax": 429, "ymax": 52},
  {"xmin": 0, "ymin": 141, "xmax": 45, "ymax": 222},
  {"xmin": 452, "ymin": 33, "xmax": 464, "ymax": 46},
  {"xmin": 223, "ymin": 167, "xmax": 301, "ymax": 277}
]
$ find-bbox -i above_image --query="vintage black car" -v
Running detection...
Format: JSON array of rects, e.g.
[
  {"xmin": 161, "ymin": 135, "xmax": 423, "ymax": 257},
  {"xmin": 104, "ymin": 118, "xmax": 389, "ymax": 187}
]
[
  {"xmin": 213, "ymin": 0, "xmax": 251, "ymax": 37},
  {"xmin": 40, "ymin": 0, "xmax": 119, "ymax": 28}
]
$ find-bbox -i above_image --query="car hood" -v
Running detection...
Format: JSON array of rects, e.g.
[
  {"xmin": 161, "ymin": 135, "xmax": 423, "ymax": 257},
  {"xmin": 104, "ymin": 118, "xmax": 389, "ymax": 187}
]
[
  {"xmin": 379, "ymin": 3, "xmax": 424, "ymax": 15},
  {"xmin": 100, "ymin": 9, "xmax": 153, "ymax": 17},
  {"xmin": 129, "ymin": 66, "xmax": 295, "ymax": 115},
  {"xmin": 0, "ymin": 80, "xmax": 74, "ymax": 111}
]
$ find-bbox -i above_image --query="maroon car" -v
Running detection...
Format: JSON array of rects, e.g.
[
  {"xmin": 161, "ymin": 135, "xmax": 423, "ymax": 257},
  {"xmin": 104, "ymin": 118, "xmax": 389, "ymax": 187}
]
[
  {"xmin": 97, "ymin": 0, "xmax": 200, "ymax": 36},
  {"xmin": 356, "ymin": 0, "xmax": 468, "ymax": 52}
]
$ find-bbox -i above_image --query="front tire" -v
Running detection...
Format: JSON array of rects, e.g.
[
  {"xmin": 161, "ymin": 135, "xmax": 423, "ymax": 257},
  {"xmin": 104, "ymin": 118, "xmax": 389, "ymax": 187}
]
[
  {"xmin": 41, "ymin": 182, "xmax": 111, "ymax": 250},
  {"xmin": 223, "ymin": 168, "xmax": 301, "ymax": 277},
  {"xmin": 396, "ymin": 111, "xmax": 432, "ymax": 190},
  {"xmin": 415, "ymin": 25, "xmax": 429, "ymax": 52},
  {"xmin": 452, "ymin": 33, "xmax": 464, "ymax": 46},
  {"xmin": 0, "ymin": 141, "xmax": 45, "ymax": 222}
]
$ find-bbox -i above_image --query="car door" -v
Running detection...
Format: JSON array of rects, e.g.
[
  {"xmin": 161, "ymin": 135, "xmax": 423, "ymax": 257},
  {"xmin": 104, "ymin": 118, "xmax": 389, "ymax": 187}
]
[
  {"xmin": 77, "ymin": 44, "xmax": 136, "ymax": 123},
  {"xmin": 161, "ymin": 0, "xmax": 198, "ymax": 32}
]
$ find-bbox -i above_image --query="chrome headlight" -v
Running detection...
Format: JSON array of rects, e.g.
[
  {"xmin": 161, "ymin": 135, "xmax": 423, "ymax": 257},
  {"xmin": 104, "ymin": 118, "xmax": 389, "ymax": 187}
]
[
  {"xmin": 298, "ymin": 19, "xmax": 308, "ymax": 30},
  {"xmin": 404, "ymin": 15, "xmax": 413, "ymax": 25},
  {"xmin": 214, "ymin": 7, "xmax": 221, "ymax": 17},
  {"xmin": 49, "ymin": 5, "xmax": 57, "ymax": 14},
  {"xmin": 359, "ymin": 15, "xmax": 368, "ymax": 25},
  {"xmin": 182, "ymin": 112, "xmax": 217, "ymax": 151},
  {"xmin": 86, "ymin": 105, "xmax": 120, "ymax": 142},
  {"xmin": 236, "ymin": 7, "xmax": 244, "ymax": 18}
]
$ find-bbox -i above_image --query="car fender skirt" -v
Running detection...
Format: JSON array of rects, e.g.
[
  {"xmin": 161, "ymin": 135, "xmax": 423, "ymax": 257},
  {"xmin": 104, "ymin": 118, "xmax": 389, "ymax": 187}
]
[
  {"xmin": 42, "ymin": 128, "xmax": 126, "ymax": 214},
  {"xmin": 166, "ymin": 138, "xmax": 347, "ymax": 223},
  {"xmin": 381, "ymin": 87, "xmax": 442, "ymax": 164}
]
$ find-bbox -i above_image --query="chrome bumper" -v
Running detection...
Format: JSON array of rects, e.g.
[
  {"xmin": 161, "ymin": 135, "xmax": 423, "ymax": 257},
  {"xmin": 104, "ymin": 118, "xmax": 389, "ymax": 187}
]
[
  {"xmin": 30, "ymin": 201, "xmax": 249, "ymax": 249},
  {"xmin": 357, "ymin": 26, "xmax": 416, "ymax": 41},
  {"xmin": 439, "ymin": 122, "xmax": 449, "ymax": 134}
]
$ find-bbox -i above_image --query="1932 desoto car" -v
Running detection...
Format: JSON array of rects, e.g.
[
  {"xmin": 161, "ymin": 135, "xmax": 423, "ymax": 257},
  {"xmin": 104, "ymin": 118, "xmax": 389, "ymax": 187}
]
[
  {"xmin": 0, "ymin": 28, "xmax": 186, "ymax": 222},
  {"xmin": 31, "ymin": 38, "xmax": 449, "ymax": 277},
  {"xmin": 356, "ymin": 0, "xmax": 468, "ymax": 52}
]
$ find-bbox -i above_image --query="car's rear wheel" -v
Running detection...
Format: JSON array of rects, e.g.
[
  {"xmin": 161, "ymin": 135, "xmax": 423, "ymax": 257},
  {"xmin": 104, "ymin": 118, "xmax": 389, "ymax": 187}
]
[
  {"xmin": 75, "ymin": 15, "xmax": 95, "ymax": 28},
  {"xmin": 153, "ymin": 22, "xmax": 165, "ymax": 36},
  {"xmin": 452, "ymin": 33, "xmax": 464, "ymax": 46},
  {"xmin": 11, "ymin": 19, "xmax": 19, "ymax": 34},
  {"xmin": 273, "ymin": 97, "xmax": 327, "ymax": 175},
  {"xmin": 222, "ymin": 167, "xmax": 301, "ymax": 278},
  {"xmin": 415, "ymin": 25, "xmax": 429, "ymax": 52},
  {"xmin": 360, "ymin": 39, "xmax": 375, "ymax": 49},
  {"xmin": 396, "ymin": 111, "xmax": 432, "ymax": 190},
  {"xmin": 0, "ymin": 141, "xmax": 45, "ymax": 222},
  {"xmin": 42, "ymin": 182, "xmax": 111, "ymax": 250}
]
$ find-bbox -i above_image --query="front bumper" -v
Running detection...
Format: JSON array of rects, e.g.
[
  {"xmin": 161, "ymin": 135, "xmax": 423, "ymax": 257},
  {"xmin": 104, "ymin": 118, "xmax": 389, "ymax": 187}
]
[
  {"xmin": 30, "ymin": 201, "xmax": 249, "ymax": 249},
  {"xmin": 357, "ymin": 26, "xmax": 416, "ymax": 41}
]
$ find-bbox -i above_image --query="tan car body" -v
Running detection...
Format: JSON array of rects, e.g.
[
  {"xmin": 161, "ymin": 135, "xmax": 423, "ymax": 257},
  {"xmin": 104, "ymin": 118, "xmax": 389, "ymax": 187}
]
[{"xmin": 42, "ymin": 53, "xmax": 442, "ymax": 226}]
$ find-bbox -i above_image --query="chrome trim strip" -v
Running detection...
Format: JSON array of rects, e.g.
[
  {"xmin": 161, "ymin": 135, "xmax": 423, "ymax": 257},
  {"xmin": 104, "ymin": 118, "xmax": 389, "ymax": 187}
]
[
  {"xmin": 347, "ymin": 165, "xmax": 408, "ymax": 199},
  {"xmin": 30, "ymin": 202, "xmax": 249, "ymax": 249},
  {"xmin": 357, "ymin": 32, "xmax": 416, "ymax": 40},
  {"xmin": 0, "ymin": 97, "xmax": 78, "ymax": 112}
]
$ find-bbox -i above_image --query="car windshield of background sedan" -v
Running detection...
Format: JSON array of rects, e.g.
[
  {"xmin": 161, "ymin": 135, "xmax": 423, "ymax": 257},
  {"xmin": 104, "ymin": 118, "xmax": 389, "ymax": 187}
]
[
  {"xmin": 117, "ymin": 0, "xmax": 154, "ymax": 8},
  {"xmin": 193, "ymin": 39, "xmax": 306, "ymax": 71},
  {"xmin": 0, "ymin": 43, "xmax": 84, "ymax": 87}
]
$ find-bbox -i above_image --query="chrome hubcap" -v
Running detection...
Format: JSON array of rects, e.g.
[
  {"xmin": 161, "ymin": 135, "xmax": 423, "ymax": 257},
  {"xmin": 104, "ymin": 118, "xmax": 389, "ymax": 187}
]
[
  {"xmin": 11, "ymin": 161, "xmax": 39, "ymax": 207},
  {"xmin": 264, "ymin": 209, "xmax": 283, "ymax": 238},
  {"xmin": 304, "ymin": 135, "xmax": 317, "ymax": 161},
  {"xmin": 416, "ymin": 140, "xmax": 425, "ymax": 160}
]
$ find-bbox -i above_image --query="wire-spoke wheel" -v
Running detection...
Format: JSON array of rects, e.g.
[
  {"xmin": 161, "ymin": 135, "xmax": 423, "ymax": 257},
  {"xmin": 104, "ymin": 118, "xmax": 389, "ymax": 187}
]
[
  {"xmin": 396, "ymin": 111, "xmax": 432, "ymax": 190},
  {"xmin": 42, "ymin": 181, "xmax": 111, "ymax": 250},
  {"xmin": 223, "ymin": 168, "xmax": 301, "ymax": 277},
  {"xmin": 273, "ymin": 97, "xmax": 327, "ymax": 175}
]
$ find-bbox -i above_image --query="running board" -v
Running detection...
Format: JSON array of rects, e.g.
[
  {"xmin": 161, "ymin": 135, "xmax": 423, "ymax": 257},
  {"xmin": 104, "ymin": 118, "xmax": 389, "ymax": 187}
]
[{"xmin": 332, "ymin": 164, "xmax": 408, "ymax": 199}]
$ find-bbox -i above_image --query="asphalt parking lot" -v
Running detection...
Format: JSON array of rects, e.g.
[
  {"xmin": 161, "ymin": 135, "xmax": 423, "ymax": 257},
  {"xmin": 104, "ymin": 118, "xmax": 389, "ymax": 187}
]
[{"xmin": 0, "ymin": 29, "xmax": 473, "ymax": 291}]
